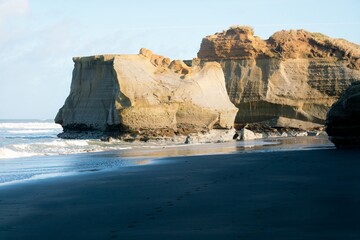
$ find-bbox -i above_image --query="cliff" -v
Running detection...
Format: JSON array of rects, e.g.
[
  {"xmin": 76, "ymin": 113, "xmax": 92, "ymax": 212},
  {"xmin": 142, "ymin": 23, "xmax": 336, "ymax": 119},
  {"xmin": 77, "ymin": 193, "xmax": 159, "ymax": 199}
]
[
  {"xmin": 55, "ymin": 48, "xmax": 238, "ymax": 139},
  {"xmin": 326, "ymin": 81, "xmax": 360, "ymax": 148},
  {"xmin": 198, "ymin": 26, "xmax": 360, "ymax": 129}
]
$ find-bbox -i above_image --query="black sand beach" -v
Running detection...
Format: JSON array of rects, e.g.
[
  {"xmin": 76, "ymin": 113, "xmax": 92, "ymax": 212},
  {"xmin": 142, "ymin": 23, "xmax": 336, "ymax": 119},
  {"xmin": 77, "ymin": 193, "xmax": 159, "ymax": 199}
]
[{"xmin": 1, "ymin": 142, "xmax": 360, "ymax": 240}]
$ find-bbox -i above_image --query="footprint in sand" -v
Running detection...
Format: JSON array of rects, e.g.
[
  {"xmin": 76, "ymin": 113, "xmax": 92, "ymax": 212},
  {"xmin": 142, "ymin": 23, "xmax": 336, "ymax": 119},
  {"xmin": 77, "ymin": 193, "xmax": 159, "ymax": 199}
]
[
  {"xmin": 145, "ymin": 212, "xmax": 157, "ymax": 220},
  {"xmin": 177, "ymin": 194, "xmax": 186, "ymax": 200},
  {"xmin": 122, "ymin": 180, "xmax": 218, "ymax": 231},
  {"xmin": 154, "ymin": 207, "xmax": 163, "ymax": 213},
  {"xmin": 109, "ymin": 230, "xmax": 119, "ymax": 239}
]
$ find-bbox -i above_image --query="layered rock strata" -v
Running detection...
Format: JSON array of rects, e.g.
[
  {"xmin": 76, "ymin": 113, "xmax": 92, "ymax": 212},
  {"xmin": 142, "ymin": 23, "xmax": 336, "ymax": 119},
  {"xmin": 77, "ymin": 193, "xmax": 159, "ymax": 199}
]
[
  {"xmin": 55, "ymin": 48, "xmax": 238, "ymax": 139},
  {"xmin": 326, "ymin": 81, "xmax": 360, "ymax": 148},
  {"xmin": 198, "ymin": 26, "xmax": 360, "ymax": 129}
]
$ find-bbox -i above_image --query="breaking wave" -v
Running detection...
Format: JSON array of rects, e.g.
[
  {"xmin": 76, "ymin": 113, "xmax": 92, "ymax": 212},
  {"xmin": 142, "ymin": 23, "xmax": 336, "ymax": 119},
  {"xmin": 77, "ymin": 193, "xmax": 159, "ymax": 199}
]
[
  {"xmin": 0, "ymin": 122, "xmax": 62, "ymax": 129},
  {"xmin": 0, "ymin": 120, "xmax": 109, "ymax": 159}
]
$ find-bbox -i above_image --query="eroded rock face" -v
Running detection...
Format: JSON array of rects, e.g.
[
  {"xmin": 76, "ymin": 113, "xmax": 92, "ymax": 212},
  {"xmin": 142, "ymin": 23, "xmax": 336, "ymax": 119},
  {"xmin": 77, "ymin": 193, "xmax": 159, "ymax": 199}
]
[
  {"xmin": 55, "ymin": 49, "xmax": 238, "ymax": 138},
  {"xmin": 198, "ymin": 26, "xmax": 360, "ymax": 129},
  {"xmin": 325, "ymin": 81, "xmax": 360, "ymax": 148}
]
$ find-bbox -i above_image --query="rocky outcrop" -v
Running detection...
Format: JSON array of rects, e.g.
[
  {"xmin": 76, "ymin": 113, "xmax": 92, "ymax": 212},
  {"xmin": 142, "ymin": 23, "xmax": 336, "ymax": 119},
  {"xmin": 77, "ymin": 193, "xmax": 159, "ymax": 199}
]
[
  {"xmin": 325, "ymin": 81, "xmax": 360, "ymax": 148},
  {"xmin": 198, "ymin": 26, "xmax": 360, "ymax": 129},
  {"xmin": 55, "ymin": 48, "xmax": 238, "ymax": 139}
]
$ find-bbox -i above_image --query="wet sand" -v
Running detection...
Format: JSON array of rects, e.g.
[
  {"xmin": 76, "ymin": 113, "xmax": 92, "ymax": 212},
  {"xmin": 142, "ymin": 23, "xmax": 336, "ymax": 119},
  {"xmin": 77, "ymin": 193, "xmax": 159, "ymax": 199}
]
[{"xmin": 0, "ymin": 142, "xmax": 360, "ymax": 239}]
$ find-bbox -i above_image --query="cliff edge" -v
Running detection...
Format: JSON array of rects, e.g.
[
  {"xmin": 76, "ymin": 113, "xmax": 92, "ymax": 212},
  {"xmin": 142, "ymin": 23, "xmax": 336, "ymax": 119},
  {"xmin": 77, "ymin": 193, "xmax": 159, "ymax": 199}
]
[
  {"xmin": 326, "ymin": 81, "xmax": 360, "ymax": 148},
  {"xmin": 198, "ymin": 26, "xmax": 360, "ymax": 129},
  {"xmin": 55, "ymin": 48, "xmax": 238, "ymax": 139}
]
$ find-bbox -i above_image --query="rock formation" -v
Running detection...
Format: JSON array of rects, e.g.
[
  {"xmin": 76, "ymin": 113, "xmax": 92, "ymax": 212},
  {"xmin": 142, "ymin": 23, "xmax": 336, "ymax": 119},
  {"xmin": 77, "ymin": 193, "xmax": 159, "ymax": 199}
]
[
  {"xmin": 325, "ymin": 81, "xmax": 360, "ymax": 148},
  {"xmin": 55, "ymin": 48, "xmax": 238, "ymax": 139},
  {"xmin": 198, "ymin": 26, "xmax": 360, "ymax": 129}
]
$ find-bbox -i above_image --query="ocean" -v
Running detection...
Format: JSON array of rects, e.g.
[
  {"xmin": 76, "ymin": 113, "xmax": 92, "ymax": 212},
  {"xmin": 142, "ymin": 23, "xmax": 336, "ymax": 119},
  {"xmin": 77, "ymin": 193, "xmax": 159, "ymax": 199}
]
[
  {"xmin": 0, "ymin": 119, "xmax": 150, "ymax": 186},
  {"xmin": 0, "ymin": 119, "xmax": 135, "ymax": 159}
]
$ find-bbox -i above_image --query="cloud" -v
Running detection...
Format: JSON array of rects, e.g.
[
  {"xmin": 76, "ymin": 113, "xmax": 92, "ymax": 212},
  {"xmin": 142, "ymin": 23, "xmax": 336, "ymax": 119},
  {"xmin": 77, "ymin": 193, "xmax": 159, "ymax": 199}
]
[{"xmin": 0, "ymin": 0, "xmax": 29, "ymax": 25}]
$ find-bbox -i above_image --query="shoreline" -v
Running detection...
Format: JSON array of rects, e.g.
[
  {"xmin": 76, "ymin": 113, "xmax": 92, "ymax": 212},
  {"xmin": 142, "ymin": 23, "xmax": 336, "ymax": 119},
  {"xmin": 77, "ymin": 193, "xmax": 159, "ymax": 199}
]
[{"xmin": 0, "ymin": 136, "xmax": 333, "ymax": 187}]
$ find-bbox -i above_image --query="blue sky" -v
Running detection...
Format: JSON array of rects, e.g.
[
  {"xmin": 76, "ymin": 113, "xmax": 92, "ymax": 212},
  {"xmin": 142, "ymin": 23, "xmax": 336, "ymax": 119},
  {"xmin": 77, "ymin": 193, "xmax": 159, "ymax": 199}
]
[{"xmin": 0, "ymin": 0, "xmax": 359, "ymax": 119}]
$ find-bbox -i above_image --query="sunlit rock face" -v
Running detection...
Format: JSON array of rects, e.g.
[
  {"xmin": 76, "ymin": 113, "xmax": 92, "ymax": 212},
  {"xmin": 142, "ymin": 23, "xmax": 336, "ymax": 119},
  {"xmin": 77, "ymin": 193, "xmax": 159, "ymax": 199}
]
[
  {"xmin": 198, "ymin": 26, "xmax": 360, "ymax": 129},
  {"xmin": 55, "ymin": 48, "xmax": 238, "ymax": 138},
  {"xmin": 326, "ymin": 81, "xmax": 360, "ymax": 148}
]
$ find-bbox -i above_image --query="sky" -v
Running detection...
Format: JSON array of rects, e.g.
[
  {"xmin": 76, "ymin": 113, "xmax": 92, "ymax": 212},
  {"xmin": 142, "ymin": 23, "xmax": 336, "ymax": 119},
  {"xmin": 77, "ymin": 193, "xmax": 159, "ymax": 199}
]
[{"xmin": 0, "ymin": 0, "xmax": 359, "ymax": 119}]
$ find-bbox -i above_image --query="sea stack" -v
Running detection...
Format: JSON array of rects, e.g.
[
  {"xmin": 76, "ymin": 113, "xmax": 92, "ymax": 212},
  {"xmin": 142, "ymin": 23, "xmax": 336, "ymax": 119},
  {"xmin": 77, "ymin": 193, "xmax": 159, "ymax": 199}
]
[
  {"xmin": 198, "ymin": 26, "xmax": 360, "ymax": 129},
  {"xmin": 326, "ymin": 81, "xmax": 360, "ymax": 148},
  {"xmin": 55, "ymin": 48, "xmax": 238, "ymax": 139}
]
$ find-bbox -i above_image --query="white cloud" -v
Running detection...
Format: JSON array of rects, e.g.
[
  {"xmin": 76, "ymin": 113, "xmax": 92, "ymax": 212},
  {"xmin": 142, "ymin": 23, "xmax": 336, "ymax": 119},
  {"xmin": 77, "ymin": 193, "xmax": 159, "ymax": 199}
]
[{"xmin": 0, "ymin": 0, "xmax": 29, "ymax": 25}]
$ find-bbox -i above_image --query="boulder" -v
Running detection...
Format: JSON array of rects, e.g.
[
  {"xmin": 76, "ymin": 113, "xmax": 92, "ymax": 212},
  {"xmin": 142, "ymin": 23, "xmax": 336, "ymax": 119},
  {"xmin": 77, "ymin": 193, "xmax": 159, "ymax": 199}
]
[
  {"xmin": 325, "ymin": 81, "xmax": 360, "ymax": 148},
  {"xmin": 240, "ymin": 128, "xmax": 263, "ymax": 141},
  {"xmin": 260, "ymin": 117, "xmax": 323, "ymax": 130},
  {"xmin": 55, "ymin": 49, "xmax": 238, "ymax": 139},
  {"xmin": 198, "ymin": 26, "xmax": 360, "ymax": 129}
]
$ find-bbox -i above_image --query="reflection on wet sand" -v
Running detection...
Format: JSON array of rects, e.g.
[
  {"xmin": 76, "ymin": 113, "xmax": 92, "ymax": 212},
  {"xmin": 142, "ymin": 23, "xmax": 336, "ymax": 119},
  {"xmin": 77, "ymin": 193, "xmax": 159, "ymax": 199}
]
[
  {"xmin": 113, "ymin": 136, "xmax": 333, "ymax": 161},
  {"xmin": 133, "ymin": 159, "xmax": 152, "ymax": 165}
]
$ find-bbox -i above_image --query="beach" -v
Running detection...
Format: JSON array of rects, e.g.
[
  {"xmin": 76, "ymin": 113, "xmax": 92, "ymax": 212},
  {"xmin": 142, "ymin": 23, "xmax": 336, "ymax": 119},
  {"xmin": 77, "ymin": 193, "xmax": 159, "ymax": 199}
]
[
  {"xmin": 1, "ymin": 139, "xmax": 360, "ymax": 240},
  {"xmin": 2, "ymin": 1, "xmax": 360, "ymax": 239}
]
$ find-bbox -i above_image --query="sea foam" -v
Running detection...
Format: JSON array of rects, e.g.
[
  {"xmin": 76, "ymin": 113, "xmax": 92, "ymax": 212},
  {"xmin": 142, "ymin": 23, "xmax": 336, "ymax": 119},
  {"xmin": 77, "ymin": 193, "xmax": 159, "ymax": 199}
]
[{"xmin": 0, "ymin": 122, "xmax": 62, "ymax": 129}]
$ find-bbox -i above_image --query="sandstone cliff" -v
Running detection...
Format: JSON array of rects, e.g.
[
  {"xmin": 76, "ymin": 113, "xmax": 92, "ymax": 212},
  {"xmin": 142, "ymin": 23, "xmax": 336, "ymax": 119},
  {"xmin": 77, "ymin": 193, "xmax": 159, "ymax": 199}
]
[
  {"xmin": 55, "ymin": 49, "xmax": 238, "ymax": 139},
  {"xmin": 326, "ymin": 81, "xmax": 360, "ymax": 148},
  {"xmin": 198, "ymin": 26, "xmax": 360, "ymax": 129}
]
